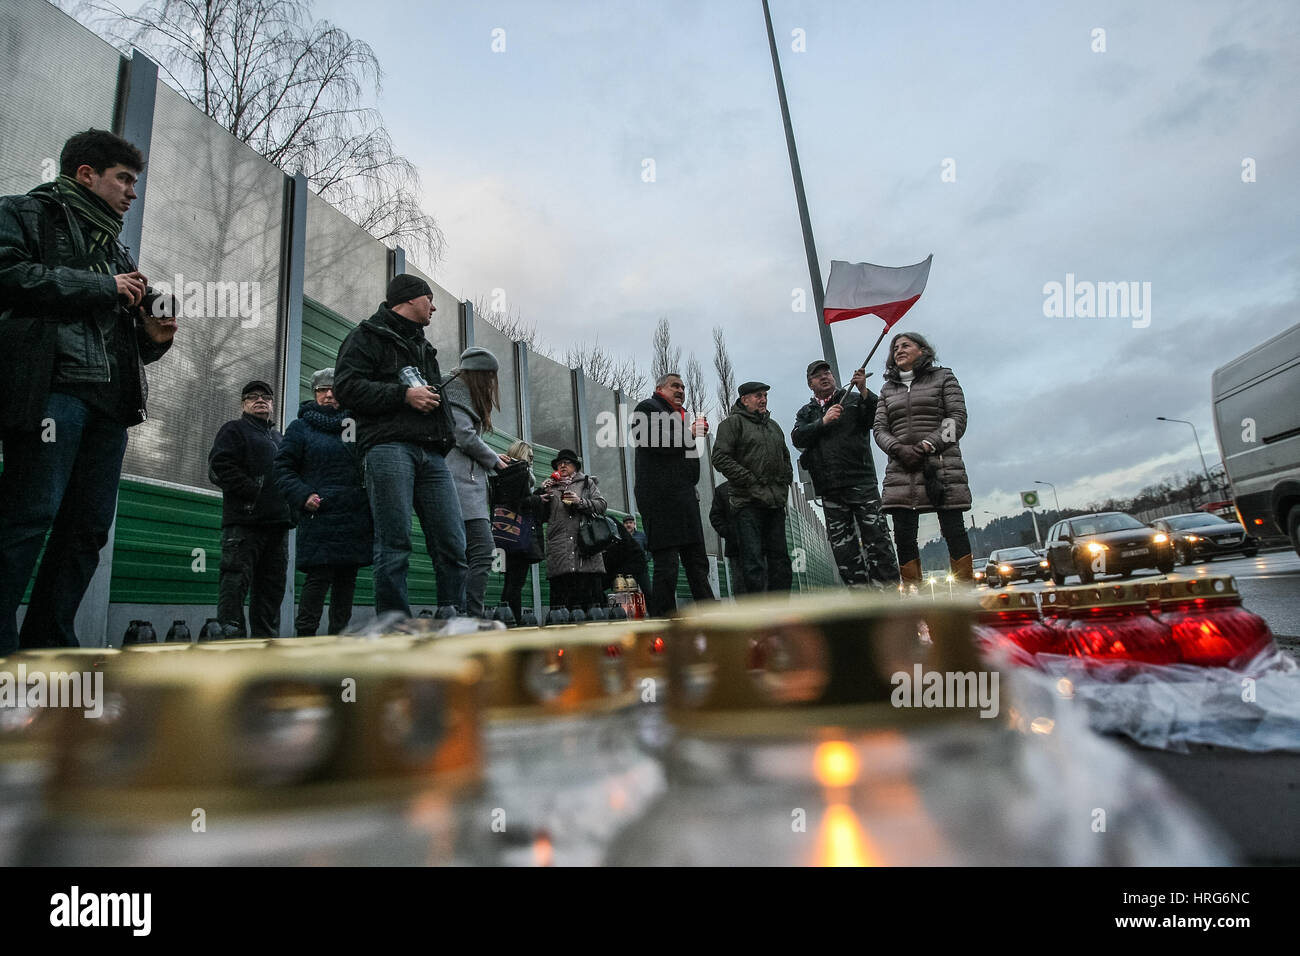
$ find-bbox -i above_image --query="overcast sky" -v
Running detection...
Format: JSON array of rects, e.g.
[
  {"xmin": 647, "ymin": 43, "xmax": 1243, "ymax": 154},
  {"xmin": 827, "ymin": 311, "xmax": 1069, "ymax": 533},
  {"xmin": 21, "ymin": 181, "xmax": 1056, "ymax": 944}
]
[{"xmin": 89, "ymin": 0, "xmax": 1300, "ymax": 533}]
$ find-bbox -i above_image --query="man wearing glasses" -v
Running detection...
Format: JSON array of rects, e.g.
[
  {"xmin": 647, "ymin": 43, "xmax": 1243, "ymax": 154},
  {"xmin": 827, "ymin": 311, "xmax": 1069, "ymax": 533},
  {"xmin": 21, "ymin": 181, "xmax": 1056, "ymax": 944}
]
[{"xmin": 208, "ymin": 380, "xmax": 293, "ymax": 637}]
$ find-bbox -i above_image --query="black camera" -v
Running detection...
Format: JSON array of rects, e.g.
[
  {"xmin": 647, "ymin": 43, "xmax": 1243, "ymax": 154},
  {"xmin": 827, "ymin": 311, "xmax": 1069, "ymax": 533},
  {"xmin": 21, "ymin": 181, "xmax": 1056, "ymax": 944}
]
[{"xmin": 141, "ymin": 286, "xmax": 178, "ymax": 319}]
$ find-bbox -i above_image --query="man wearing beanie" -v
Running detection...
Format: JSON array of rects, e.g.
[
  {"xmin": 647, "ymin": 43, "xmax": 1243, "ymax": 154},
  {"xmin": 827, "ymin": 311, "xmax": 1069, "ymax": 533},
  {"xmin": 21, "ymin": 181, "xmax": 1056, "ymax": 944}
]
[
  {"xmin": 333, "ymin": 274, "xmax": 468, "ymax": 617},
  {"xmin": 0, "ymin": 129, "xmax": 176, "ymax": 653}
]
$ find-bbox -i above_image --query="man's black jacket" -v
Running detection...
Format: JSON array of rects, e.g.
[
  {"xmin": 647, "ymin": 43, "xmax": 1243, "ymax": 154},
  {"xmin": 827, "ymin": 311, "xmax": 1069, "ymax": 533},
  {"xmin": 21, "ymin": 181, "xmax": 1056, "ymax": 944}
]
[
  {"xmin": 208, "ymin": 412, "xmax": 294, "ymax": 529},
  {"xmin": 0, "ymin": 186, "xmax": 171, "ymax": 431},
  {"xmin": 332, "ymin": 304, "xmax": 454, "ymax": 457},
  {"xmin": 790, "ymin": 387, "xmax": 882, "ymax": 499}
]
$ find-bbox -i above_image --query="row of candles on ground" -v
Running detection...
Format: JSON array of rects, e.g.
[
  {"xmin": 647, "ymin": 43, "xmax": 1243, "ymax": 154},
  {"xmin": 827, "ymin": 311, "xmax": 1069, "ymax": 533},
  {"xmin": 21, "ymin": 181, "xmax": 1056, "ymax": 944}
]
[{"xmin": 974, "ymin": 575, "xmax": 1274, "ymax": 669}]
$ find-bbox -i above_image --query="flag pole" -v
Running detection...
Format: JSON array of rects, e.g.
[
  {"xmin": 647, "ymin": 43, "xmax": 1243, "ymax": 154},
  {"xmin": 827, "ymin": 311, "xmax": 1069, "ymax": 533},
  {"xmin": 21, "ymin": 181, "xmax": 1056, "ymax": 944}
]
[
  {"xmin": 761, "ymin": 0, "xmax": 839, "ymax": 381},
  {"xmin": 861, "ymin": 325, "xmax": 889, "ymax": 369}
]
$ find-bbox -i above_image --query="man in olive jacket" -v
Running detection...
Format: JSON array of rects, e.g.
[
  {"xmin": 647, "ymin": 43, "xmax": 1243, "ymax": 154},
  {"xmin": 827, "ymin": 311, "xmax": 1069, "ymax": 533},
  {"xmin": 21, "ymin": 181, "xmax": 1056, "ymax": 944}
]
[
  {"xmin": 711, "ymin": 381, "xmax": 793, "ymax": 594},
  {"xmin": 0, "ymin": 130, "xmax": 176, "ymax": 653},
  {"xmin": 791, "ymin": 359, "xmax": 899, "ymax": 587},
  {"xmin": 332, "ymin": 274, "xmax": 467, "ymax": 618}
]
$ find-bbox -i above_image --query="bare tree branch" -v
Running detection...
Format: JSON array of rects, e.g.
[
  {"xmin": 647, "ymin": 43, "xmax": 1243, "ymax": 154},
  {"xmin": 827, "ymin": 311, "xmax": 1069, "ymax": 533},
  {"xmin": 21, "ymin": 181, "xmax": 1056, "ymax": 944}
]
[
  {"xmin": 650, "ymin": 317, "xmax": 681, "ymax": 385},
  {"xmin": 70, "ymin": 0, "xmax": 445, "ymax": 267},
  {"xmin": 712, "ymin": 325, "xmax": 736, "ymax": 418}
]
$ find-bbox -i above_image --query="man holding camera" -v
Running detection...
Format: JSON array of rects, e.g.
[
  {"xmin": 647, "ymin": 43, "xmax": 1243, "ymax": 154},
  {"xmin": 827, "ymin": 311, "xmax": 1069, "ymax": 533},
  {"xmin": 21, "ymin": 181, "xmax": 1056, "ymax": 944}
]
[
  {"xmin": 333, "ymin": 274, "xmax": 467, "ymax": 618},
  {"xmin": 0, "ymin": 130, "xmax": 176, "ymax": 653}
]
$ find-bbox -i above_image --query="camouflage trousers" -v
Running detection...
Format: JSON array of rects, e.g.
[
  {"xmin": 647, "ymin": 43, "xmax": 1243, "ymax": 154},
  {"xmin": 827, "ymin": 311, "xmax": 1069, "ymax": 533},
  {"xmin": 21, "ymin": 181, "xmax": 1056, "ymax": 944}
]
[{"xmin": 823, "ymin": 493, "xmax": 900, "ymax": 586}]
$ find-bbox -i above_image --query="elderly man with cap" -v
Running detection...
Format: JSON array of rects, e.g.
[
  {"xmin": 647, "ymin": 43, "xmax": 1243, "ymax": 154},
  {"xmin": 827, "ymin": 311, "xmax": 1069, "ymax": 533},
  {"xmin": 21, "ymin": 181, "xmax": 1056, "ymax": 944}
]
[
  {"xmin": 791, "ymin": 359, "xmax": 899, "ymax": 588},
  {"xmin": 273, "ymin": 368, "xmax": 374, "ymax": 635},
  {"xmin": 208, "ymin": 379, "xmax": 294, "ymax": 637},
  {"xmin": 711, "ymin": 381, "xmax": 794, "ymax": 594},
  {"xmin": 333, "ymin": 274, "xmax": 467, "ymax": 618},
  {"xmin": 441, "ymin": 345, "xmax": 511, "ymax": 617}
]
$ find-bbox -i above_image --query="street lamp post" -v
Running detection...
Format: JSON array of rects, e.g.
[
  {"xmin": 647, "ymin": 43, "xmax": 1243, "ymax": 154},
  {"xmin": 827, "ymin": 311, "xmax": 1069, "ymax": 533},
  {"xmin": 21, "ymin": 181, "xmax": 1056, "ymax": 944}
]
[
  {"xmin": 1034, "ymin": 480, "xmax": 1060, "ymax": 513},
  {"xmin": 1156, "ymin": 417, "xmax": 1215, "ymax": 497}
]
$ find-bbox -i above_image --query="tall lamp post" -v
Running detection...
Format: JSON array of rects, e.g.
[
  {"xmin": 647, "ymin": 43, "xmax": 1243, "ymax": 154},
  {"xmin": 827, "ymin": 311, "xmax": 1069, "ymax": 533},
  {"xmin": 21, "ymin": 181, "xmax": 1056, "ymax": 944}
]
[
  {"xmin": 1156, "ymin": 417, "xmax": 1215, "ymax": 495},
  {"xmin": 1034, "ymin": 480, "xmax": 1060, "ymax": 513}
]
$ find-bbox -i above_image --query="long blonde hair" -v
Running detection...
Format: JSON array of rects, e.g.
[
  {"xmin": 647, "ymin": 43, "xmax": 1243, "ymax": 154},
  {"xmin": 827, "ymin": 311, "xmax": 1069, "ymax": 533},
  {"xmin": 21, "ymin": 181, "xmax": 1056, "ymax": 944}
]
[{"xmin": 506, "ymin": 440, "xmax": 534, "ymax": 464}]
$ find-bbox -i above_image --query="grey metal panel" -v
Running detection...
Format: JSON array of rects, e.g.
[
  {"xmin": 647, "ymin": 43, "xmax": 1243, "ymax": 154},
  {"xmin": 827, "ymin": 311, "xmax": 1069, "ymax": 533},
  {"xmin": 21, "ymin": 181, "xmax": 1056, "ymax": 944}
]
[
  {"xmin": 471, "ymin": 316, "xmax": 520, "ymax": 438},
  {"xmin": 527, "ymin": 352, "xmax": 578, "ymax": 453},
  {"xmin": 303, "ymin": 190, "xmax": 387, "ymax": 324},
  {"xmin": 585, "ymin": 380, "xmax": 626, "ymax": 512},
  {"xmin": 0, "ymin": 0, "xmax": 122, "ymax": 196},
  {"xmin": 125, "ymin": 82, "xmax": 285, "ymax": 490},
  {"xmin": 408, "ymin": 262, "xmax": 461, "ymax": 367}
]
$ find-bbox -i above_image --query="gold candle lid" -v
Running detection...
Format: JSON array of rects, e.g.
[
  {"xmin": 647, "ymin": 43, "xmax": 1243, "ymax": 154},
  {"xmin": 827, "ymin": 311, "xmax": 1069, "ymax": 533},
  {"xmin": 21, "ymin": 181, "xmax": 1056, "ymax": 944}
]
[
  {"xmin": 430, "ymin": 623, "xmax": 640, "ymax": 718},
  {"xmin": 1139, "ymin": 574, "xmax": 1240, "ymax": 604},
  {"xmin": 46, "ymin": 643, "xmax": 483, "ymax": 819},
  {"xmin": 667, "ymin": 591, "xmax": 988, "ymax": 736},
  {"xmin": 976, "ymin": 591, "xmax": 1039, "ymax": 614},
  {"xmin": 1041, "ymin": 581, "xmax": 1151, "ymax": 612}
]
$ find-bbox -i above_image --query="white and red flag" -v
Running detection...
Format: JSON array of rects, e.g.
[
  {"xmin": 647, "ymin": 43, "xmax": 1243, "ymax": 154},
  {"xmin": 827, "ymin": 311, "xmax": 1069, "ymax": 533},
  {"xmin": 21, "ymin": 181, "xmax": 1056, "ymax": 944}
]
[{"xmin": 823, "ymin": 255, "xmax": 933, "ymax": 327}]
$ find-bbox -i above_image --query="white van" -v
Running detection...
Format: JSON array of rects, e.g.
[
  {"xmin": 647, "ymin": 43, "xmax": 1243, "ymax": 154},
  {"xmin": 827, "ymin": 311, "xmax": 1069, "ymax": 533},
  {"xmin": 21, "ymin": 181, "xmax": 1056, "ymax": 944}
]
[{"xmin": 1212, "ymin": 322, "xmax": 1300, "ymax": 556}]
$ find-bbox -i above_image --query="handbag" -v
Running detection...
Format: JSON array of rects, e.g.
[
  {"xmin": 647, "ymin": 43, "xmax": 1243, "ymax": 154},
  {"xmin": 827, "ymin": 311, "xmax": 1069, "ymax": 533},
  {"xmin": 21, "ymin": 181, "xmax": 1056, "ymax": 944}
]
[
  {"xmin": 488, "ymin": 459, "xmax": 532, "ymax": 507},
  {"xmin": 492, "ymin": 506, "xmax": 535, "ymax": 553},
  {"xmin": 578, "ymin": 512, "xmax": 620, "ymax": 556}
]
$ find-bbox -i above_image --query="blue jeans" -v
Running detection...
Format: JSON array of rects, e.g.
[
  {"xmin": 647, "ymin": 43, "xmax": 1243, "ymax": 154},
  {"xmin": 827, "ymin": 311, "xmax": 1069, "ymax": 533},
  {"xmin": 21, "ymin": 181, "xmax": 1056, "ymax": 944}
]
[
  {"xmin": 365, "ymin": 442, "xmax": 467, "ymax": 617},
  {"xmin": 0, "ymin": 393, "xmax": 127, "ymax": 653}
]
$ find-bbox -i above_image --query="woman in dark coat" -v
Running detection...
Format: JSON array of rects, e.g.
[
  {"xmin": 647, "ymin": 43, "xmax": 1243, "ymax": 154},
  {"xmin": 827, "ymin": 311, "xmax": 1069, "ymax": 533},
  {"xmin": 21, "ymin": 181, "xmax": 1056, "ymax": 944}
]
[
  {"xmin": 273, "ymin": 368, "xmax": 374, "ymax": 635},
  {"xmin": 497, "ymin": 439, "xmax": 546, "ymax": 622},
  {"xmin": 539, "ymin": 449, "xmax": 608, "ymax": 611},
  {"xmin": 872, "ymin": 332, "xmax": 974, "ymax": 586}
]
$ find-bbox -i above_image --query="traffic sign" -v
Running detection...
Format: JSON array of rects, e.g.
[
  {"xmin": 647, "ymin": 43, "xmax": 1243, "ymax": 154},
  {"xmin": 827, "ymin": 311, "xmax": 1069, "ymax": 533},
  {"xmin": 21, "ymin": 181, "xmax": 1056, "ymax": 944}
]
[{"xmin": 1020, "ymin": 490, "xmax": 1040, "ymax": 508}]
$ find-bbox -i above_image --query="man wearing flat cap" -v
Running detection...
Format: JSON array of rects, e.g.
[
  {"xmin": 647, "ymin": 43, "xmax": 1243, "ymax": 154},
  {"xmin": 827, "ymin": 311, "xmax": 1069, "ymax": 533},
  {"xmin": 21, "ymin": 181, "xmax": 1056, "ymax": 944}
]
[
  {"xmin": 333, "ymin": 274, "xmax": 468, "ymax": 618},
  {"xmin": 711, "ymin": 381, "xmax": 794, "ymax": 594},
  {"xmin": 791, "ymin": 359, "xmax": 899, "ymax": 588},
  {"xmin": 208, "ymin": 379, "xmax": 294, "ymax": 637}
]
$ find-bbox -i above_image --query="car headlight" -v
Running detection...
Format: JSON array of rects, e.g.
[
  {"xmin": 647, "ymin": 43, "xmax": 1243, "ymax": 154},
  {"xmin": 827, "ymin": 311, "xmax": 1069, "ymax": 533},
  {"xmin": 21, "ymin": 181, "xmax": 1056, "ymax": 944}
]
[
  {"xmin": 1152, "ymin": 533, "xmax": 1169, "ymax": 544},
  {"xmin": 1086, "ymin": 542, "xmax": 1107, "ymax": 554},
  {"xmin": 1039, "ymin": 560, "xmax": 1049, "ymax": 567},
  {"xmin": 1184, "ymin": 534, "xmax": 1199, "ymax": 542},
  {"xmin": 998, "ymin": 564, "xmax": 1012, "ymax": 573}
]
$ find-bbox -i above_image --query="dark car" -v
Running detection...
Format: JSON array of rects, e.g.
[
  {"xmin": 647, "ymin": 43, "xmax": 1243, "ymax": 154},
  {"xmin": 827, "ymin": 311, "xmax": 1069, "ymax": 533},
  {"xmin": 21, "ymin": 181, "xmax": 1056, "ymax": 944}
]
[
  {"xmin": 1150, "ymin": 512, "xmax": 1259, "ymax": 565},
  {"xmin": 1044, "ymin": 512, "xmax": 1176, "ymax": 585},
  {"xmin": 983, "ymin": 547, "xmax": 1050, "ymax": 587}
]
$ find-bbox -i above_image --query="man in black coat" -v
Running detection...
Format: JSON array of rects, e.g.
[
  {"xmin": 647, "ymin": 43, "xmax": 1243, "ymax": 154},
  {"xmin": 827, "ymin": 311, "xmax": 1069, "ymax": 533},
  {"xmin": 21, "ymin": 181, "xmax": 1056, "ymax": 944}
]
[
  {"xmin": 631, "ymin": 372, "xmax": 717, "ymax": 616},
  {"xmin": 0, "ymin": 130, "xmax": 176, "ymax": 653},
  {"xmin": 791, "ymin": 359, "xmax": 899, "ymax": 587},
  {"xmin": 209, "ymin": 380, "xmax": 294, "ymax": 637},
  {"xmin": 332, "ymin": 274, "xmax": 467, "ymax": 618}
]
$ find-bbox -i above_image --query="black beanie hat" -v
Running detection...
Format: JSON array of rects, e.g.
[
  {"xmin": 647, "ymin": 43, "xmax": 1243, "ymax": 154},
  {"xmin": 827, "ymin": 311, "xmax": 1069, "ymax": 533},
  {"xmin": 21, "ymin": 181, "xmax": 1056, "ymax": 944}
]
[{"xmin": 386, "ymin": 274, "xmax": 434, "ymax": 308}]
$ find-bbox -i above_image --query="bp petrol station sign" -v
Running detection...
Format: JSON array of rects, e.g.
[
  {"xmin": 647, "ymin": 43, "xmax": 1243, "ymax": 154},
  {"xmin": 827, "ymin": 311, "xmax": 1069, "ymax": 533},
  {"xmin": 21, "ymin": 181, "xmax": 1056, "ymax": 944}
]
[{"xmin": 1020, "ymin": 490, "xmax": 1040, "ymax": 508}]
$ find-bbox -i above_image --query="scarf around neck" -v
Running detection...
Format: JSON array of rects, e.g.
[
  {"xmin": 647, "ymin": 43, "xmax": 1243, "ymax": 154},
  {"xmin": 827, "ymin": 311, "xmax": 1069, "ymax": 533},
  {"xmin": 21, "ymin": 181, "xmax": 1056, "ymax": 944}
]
[{"xmin": 49, "ymin": 175, "xmax": 125, "ymax": 273}]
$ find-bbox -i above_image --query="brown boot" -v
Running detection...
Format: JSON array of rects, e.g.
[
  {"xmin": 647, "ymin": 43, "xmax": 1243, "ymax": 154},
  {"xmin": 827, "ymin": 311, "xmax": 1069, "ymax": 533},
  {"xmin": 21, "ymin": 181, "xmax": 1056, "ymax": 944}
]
[
  {"xmin": 900, "ymin": 559, "xmax": 922, "ymax": 586},
  {"xmin": 950, "ymin": 553, "xmax": 974, "ymax": 585}
]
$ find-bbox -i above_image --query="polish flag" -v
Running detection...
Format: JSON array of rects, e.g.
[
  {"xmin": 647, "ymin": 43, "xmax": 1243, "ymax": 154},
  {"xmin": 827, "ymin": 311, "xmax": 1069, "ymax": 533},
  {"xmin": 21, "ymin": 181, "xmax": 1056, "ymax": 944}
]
[{"xmin": 823, "ymin": 255, "xmax": 933, "ymax": 326}]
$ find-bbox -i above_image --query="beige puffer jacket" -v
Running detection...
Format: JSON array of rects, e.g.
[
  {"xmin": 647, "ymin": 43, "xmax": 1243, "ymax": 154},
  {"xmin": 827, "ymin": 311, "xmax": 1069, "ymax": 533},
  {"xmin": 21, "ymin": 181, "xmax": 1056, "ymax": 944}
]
[{"xmin": 872, "ymin": 362, "xmax": 972, "ymax": 511}]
